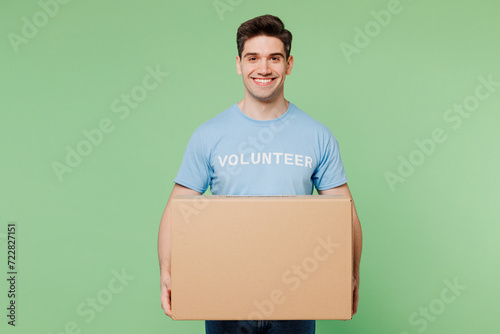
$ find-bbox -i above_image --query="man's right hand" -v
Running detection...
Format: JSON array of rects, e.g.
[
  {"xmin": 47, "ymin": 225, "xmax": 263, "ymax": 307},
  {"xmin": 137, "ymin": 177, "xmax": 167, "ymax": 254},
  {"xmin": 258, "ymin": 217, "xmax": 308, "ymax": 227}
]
[{"xmin": 160, "ymin": 275, "xmax": 173, "ymax": 318}]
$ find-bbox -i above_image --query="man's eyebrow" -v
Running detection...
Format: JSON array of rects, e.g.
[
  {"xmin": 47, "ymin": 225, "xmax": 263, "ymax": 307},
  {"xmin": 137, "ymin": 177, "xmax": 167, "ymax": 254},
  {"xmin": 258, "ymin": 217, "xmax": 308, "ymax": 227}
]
[
  {"xmin": 242, "ymin": 52, "xmax": 285, "ymax": 58},
  {"xmin": 243, "ymin": 52, "xmax": 258, "ymax": 58}
]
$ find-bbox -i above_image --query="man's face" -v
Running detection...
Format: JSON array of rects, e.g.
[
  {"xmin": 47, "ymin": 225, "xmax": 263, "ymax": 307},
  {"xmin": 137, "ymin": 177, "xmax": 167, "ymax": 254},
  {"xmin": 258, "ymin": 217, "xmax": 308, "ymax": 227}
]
[{"xmin": 236, "ymin": 35, "xmax": 294, "ymax": 103}]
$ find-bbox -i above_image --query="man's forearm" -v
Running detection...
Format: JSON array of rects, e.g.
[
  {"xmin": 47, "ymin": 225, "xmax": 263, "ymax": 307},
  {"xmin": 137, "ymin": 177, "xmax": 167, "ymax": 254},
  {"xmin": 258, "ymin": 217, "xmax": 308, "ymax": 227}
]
[
  {"xmin": 317, "ymin": 184, "xmax": 362, "ymax": 276},
  {"xmin": 158, "ymin": 183, "xmax": 202, "ymax": 282},
  {"xmin": 352, "ymin": 204, "xmax": 362, "ymax": 276},
  {"xmin": 158, "ymin": 204, "xmax": 172, "ymax": 281}
]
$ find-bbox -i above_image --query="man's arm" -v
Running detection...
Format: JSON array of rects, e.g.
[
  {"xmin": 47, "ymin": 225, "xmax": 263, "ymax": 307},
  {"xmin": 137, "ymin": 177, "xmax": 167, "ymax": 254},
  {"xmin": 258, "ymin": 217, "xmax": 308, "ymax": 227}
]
[
  {"xmin": 318, "ymin": 183, "xmax": 362, "ymax": 316},
  {"xmin": 158, "ymin": 183, "xmax": 202, "ymax": 318}
]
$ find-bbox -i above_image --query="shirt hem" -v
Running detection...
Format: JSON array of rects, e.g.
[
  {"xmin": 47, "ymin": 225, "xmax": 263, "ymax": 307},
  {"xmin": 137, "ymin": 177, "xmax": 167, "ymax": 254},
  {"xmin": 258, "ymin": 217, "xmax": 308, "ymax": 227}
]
[
  {"xmin": 173, "ymin": 178, "xmax": 206, "ymax": 194},
  {"xmin": 315, "ymin": 178, "xmax": 348, "ymax": 191}
]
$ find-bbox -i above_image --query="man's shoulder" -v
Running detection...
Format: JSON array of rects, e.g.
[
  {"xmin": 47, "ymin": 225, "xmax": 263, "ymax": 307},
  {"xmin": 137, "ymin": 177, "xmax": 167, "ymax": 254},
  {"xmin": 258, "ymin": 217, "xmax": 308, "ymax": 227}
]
[
  {"xmin": 191, "ymin": 102, "xmax": 333, "ymax": 137},
  {"xmin": 291, "ymin": 103, "xmax": 333, "ymax": 134},
  {"xmin": 195, "ymin": 103, "xmax": 237, "ymax": 132},
  {"xmin": 185, "ymin": 104, "xmax": 235, "ymax": 141}
]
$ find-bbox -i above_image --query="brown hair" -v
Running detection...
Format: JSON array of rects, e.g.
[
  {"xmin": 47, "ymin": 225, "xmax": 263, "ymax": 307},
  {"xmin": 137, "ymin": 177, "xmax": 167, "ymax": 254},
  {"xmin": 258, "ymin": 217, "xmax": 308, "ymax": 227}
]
[{"xmin": 237, "ymin": 15, "xmax": 292, "ymax": 60}]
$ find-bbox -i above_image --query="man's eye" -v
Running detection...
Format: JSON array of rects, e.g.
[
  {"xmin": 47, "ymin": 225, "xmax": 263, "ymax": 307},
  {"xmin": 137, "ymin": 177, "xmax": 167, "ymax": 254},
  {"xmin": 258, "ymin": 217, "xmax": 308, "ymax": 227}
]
[
  {"xmin": 248, "ymin": 57, "xmax": 256, "ymax": 61},
  {"xmin": 271, "ymin": 57, "xmax": 280, "ymax": 61}
]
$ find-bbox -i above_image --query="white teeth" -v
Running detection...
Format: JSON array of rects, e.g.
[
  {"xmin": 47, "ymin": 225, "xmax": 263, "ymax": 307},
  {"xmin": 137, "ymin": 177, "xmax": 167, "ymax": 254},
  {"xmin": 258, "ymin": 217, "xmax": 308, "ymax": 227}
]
[{"xmin": 254, "ymin": 78, "xmax": 272, "ymax": 83}]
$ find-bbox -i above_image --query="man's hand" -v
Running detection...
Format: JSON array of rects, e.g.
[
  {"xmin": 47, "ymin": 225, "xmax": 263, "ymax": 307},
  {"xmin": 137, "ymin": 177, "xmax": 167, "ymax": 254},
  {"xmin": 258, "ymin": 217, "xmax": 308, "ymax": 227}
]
[
  {"xmin": 353, "ymin": 274, "xmax": 360, "ymax": 316},
  {"xmin": 160, "ymin": 275, "xmax": 173, "ymax": 318}
]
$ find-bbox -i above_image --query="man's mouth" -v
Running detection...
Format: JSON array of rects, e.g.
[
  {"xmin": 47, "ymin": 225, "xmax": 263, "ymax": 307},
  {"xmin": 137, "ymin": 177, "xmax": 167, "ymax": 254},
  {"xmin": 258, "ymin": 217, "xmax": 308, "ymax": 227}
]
[{"xmin": 252, "ymin": 78, "xmax": 276, "ymax": 86}]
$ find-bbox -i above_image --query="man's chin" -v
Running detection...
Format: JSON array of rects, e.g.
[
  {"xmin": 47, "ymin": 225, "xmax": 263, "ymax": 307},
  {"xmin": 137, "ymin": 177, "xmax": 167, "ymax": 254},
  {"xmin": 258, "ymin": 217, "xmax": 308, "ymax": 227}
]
[{"xmin": 249, "ymin": 91, "xmax": 281, "ymax": 103}]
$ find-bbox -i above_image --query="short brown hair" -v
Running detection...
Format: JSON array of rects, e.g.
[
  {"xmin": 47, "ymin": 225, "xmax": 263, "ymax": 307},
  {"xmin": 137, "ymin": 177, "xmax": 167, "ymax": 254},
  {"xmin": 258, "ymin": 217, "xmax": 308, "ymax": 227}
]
[{"xmin": 237, "ymin": 15, "xmax": 292, "ymax": 60}]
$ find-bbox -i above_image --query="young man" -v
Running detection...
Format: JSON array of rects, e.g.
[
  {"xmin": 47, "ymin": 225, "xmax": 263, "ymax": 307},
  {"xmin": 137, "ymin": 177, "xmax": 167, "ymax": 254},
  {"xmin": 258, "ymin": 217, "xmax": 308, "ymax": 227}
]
[{"xmin": 158, "ymin": 14, "xmax": 362, "ymax": 334}]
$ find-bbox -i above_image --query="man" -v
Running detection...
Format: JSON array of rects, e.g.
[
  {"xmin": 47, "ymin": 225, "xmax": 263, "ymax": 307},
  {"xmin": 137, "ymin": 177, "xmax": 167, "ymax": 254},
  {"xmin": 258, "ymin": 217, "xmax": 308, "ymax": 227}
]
[{"xmin": 158, "ymin": 14, "xmax": 362, "ymax": 334}]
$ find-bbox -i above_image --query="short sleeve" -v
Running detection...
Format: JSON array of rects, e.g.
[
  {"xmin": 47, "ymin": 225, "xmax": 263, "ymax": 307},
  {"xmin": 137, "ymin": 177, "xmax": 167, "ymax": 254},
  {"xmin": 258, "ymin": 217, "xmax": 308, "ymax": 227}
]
[
  {"xmin": 312, "ymin": 131, "xmax": 348, "ymax": 190},
  {"xmin": 173, "ymin": 128, "xmax": 213, "ymax": 193}
]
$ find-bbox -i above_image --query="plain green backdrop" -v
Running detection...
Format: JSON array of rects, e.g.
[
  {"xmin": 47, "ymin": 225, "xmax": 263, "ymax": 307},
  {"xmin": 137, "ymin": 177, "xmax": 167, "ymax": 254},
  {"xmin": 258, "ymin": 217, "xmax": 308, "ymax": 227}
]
[{"xmin": 1, "ymin": 0, "xmax": 499, "ymax": 333}]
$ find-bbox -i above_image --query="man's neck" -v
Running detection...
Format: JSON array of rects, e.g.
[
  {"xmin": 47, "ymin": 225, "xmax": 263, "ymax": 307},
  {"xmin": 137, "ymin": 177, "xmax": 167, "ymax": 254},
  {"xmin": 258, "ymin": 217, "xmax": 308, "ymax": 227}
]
[{"xmin": 237, "ymin": 98, "xmax": 289, "ymax": 121}]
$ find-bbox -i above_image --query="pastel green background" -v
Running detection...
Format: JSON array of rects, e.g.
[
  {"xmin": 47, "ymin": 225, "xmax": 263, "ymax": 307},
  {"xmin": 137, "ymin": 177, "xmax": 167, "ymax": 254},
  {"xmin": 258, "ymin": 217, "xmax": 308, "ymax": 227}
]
[{"xmin": 1, "ymin": 0, "xmax": 499, "ymax": 333}]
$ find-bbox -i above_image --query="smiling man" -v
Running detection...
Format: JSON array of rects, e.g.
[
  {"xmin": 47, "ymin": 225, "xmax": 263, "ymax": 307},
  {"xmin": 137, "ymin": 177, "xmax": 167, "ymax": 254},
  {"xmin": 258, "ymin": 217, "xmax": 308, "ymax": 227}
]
[{"xmin": 158, "ymin": 14, "xmax": 362, "ymax": 334}]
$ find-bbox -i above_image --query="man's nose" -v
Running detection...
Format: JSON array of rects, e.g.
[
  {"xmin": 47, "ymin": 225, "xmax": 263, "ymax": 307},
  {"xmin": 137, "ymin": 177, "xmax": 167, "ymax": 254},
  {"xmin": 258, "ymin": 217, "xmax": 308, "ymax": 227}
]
[{"xmin": 258, "ymin": 60, "xmax": 272, "ymax": 75}]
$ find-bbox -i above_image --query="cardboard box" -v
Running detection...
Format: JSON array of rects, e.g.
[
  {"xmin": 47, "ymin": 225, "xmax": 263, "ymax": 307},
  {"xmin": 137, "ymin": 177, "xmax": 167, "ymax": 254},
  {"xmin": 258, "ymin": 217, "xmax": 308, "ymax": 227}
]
[{"xmin": 171, "ymin": 195, "xmax": 353, "ymax": 320}]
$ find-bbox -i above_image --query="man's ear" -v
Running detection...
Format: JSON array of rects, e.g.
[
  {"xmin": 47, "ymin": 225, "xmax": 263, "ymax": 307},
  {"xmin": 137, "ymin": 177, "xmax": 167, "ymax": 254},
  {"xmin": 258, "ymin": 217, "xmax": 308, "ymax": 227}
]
[
  {"xmin": 236, "ymin": 56, "xmax": 242, "ymax": 75},
  {"xmin": 286, "ymin": 55, "xmax": 294, "ymax": 75}
]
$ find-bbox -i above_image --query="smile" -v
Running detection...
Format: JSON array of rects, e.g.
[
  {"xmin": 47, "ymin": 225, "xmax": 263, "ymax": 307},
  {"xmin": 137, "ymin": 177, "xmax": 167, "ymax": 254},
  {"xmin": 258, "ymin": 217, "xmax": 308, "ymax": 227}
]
[{"xmin": 252, "ymin": 78, "xmax": 275, "ymax": 86}]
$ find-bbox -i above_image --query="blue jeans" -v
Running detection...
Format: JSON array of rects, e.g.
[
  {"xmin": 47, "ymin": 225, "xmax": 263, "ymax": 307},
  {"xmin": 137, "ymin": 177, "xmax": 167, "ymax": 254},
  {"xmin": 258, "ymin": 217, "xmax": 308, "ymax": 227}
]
[{"xmin": 205, "ymin": 320, "xmax": 315, "ymax": 334}]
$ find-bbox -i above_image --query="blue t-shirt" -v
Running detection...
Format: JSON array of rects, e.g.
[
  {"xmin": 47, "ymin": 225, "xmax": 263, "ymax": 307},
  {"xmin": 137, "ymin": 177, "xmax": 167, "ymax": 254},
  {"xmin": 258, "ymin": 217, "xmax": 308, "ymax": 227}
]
[{"xmin": 174, "ymin": 102, "xmax": 347, "ymax": 195}]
